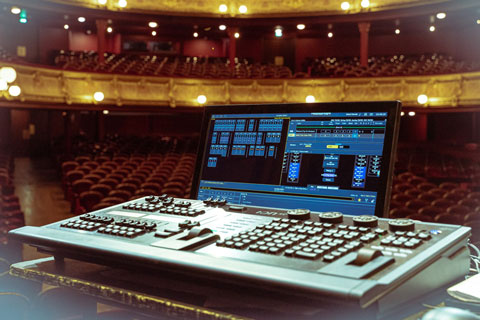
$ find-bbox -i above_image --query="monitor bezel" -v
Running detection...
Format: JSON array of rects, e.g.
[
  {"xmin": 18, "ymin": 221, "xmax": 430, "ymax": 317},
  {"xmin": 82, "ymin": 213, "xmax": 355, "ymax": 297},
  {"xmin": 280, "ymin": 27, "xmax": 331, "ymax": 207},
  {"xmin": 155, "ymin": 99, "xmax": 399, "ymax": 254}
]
[{"xmin": 191, "ymin": 101, "xmax": 401, "ymax": 218}]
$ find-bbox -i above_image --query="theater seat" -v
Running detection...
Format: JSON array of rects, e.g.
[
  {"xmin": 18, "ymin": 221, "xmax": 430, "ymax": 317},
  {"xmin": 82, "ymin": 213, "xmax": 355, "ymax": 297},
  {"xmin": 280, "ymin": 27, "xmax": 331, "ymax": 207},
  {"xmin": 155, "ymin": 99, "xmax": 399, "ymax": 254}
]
[
  {"xmin": 434, "ymin": 213, "xmax": 464, "ymax": 225},
  {"xmin": 79, "ymin": 191, "xmax": 103, "ymax": 213}
]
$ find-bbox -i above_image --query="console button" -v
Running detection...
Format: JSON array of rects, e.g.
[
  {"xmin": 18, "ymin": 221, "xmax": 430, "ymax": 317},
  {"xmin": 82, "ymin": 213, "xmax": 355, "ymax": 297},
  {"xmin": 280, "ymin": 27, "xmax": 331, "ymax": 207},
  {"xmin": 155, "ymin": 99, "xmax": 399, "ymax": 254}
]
[
  {"xmin": 388, "ymin": 219, "xmax": 415, "ymax": 232},
  {"xmin": 319, "ymin": 212, "xmax": 343, "ymax": 223}
]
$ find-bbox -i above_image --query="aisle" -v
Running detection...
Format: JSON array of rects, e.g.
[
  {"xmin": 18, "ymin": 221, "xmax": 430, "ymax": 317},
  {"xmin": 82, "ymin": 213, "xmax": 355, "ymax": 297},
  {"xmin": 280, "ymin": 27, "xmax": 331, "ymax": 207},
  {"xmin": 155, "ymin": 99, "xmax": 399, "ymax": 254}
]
[{"xmin": 13, "ymin": 157, "xmax": 70, "ymax": 260}]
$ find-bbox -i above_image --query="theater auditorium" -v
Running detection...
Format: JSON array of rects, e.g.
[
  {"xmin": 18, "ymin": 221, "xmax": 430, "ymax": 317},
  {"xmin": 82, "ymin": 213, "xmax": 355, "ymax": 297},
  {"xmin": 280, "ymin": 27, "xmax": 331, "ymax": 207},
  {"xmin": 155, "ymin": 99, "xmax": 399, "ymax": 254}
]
[{"xmin": 0, "ymin": 0, "xmax": 479, "ymax": 319}]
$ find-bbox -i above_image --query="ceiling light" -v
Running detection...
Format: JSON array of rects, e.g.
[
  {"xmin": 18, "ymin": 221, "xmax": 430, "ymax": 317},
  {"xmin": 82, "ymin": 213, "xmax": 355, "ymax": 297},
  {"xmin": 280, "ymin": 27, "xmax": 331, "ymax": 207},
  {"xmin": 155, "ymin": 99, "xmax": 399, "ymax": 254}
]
[
  {"xmin": 0, "ymin": 79, "xmax": 8, "ymax": 91},
  {"xmin": 417, "ymin": 94, "xmax": 428, "ymax": 104},
  {"xmin": 107, "ymin": 26, "xmax": 113, "ymax": 33},
  {"xmin": 193, "ymin": 32, "xmax": 198, "ymax": 37},
  {"xmin": 86, "ymin": 29, "xmax": 92, "ymax": 35},
  {"xmin": 98, "ymin": 0, "xmax": 107, "ymax": 4},
  {"xmin": 400, "ymin": 111, "xmax": 405, "ymax": 116},
  {"xmin": 219, "ymin": 4, "xmax": 228, "ymax": 12},
  {"xmin": 305, "ymin": 95, "xmax": 315, "ymax": 103},
  {"xmin": 118, "ymin": 0, "xmax": 127, "ymax": 8},
  {"xmin": 436, "ymin": 12, "xmax": 446, "ymax": 20},
  {"xmin": 148, "ymin": 22, "xmax": 158, "ymax": 28},
  {"xmin": 360, "ymin": 0, "xmax": 369, "ymax": 8},
  {"xmin": 408, "ymin": 111, "xmax": 416, "ymax": 116},
  {"xmin": 328, "ymin": 32, "xmax": 333, "ymax": 38},
  {"xmin": 477, "ymin": 19, "xmax": 480, "ymax": 24},
  {"xmin": 78, "ymin": 17, "xmax": 86, "ymax": 23},
  {"xmin": 429, "ymin": 25, "xmax": 435, "ymax": 32},
  {"xmin": 234, "ymin": 32, "xmax": 240, "ymax": 38},
  {"xmin": 11, "ymin": 6, "xmax": 21, "ymax": 14},
  {"xmin": 275, "ymin": 27, "xmax": 283, "ymax": 37},
  {"xmin": 219, "ymin": 25, "xmax": 227, "ymax": 31},
  {"xmin": 151, "ymin": 31, "xmax": 157, "ymax": 36},
  {"xmin": 94, "ymin": 92, "xmax": 105, "ymax": 102},
  {"xmin": 103, "ymin": 110, "xmax": 109, "ymax": 115},
  {"xmin": 19, "ymin": 18, "xmax": 27, "ymax": 24},
  {"xmin": 64, "ymin": 24, "xmax": 69, "ymax": 30},
  {"xmin": 0, "ymin": 67, "xmax": 17, "ymax": 83},
  {"xmin": 341, "ymin": 2, "xmax": 350, "ymax": 10},
  {"xmin": 8, "ymin": 85, "xmax": 21, "ymax": 97},
  {"xmin": 395, "ymin": 28, "xmax": 400, "ymax": 34},
  {"xmin": 297, "ymin": 24, "xmax": 305, "ymax": 30},
  {"xmin": 197, "ymin": 95, "xmax": 207, "ymax": 104},
  {"xmin": 239, "ymin": 5, "xmax": 247, "ymax": 14}
]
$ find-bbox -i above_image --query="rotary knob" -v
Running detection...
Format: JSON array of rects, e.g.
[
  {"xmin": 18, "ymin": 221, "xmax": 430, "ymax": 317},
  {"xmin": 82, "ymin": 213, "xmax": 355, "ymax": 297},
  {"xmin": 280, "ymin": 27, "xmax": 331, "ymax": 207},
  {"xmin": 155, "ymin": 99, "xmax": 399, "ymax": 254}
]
[
  {"xmin": 353, "ymin": 215, "xmax": 379, "ymax": 228},
  {"xmin": 287, "ymin": 209, "xmax": 311, "ymax": 220},
  {"xmin": 319, "ymin": 211, "xmax": 343, "ymax": 223},
  {"xmin": 388, "ymin": 219, "xmax": 415, "ymax": 232}
]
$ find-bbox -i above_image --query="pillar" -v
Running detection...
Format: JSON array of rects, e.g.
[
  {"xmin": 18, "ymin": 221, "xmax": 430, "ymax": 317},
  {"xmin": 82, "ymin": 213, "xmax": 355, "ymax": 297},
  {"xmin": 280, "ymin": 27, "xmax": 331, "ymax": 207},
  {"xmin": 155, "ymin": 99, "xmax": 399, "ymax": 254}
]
[
  {"xmin": 96, "ymin": 19, "xmax": 107, "ymax": 64},
  {"xmin": 358, "ymin": 22, "xmax": 370, "ymax": 67},
  {"xmin": 227, "ymin": 28, "xmax": 238, "ymax": 71}
]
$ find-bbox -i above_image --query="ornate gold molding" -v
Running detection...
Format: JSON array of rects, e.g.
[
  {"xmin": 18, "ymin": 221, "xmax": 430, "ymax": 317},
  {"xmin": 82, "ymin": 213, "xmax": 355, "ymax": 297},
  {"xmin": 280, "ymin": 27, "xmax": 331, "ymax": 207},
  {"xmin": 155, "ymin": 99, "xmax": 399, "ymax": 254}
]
[
  {"xmin": 31, "ymin": 0, "xmax": 452, "ymax": 17},
  {"xmin": 2, "ymin": 63, "xmax": 480, "ymax": 109}
]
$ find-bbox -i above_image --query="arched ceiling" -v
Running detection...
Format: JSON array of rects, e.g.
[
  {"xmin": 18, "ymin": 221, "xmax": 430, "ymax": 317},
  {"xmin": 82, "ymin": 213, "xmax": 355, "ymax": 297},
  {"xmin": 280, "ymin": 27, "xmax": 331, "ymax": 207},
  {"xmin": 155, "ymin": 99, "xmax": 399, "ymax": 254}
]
[{"xmin": 9, "ymin": 0, "xmax": 468, "ymax": 18}]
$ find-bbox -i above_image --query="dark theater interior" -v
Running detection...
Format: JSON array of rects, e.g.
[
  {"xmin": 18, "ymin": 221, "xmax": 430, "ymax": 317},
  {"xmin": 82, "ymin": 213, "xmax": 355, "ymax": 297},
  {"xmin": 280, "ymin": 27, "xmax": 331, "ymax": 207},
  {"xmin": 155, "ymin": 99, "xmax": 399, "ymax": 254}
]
[{"xmin": 0, "ymin": 0, "xmax": 480, "ymax": 319}]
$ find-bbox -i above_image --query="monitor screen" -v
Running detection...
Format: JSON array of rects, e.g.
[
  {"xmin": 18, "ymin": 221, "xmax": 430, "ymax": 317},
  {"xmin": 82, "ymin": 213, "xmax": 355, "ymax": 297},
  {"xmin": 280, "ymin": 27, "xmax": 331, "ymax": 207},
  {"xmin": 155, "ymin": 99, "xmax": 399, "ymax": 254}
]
[{"xmin": 191, "ymin": 102, "xmax": 401, "ymax": 217}]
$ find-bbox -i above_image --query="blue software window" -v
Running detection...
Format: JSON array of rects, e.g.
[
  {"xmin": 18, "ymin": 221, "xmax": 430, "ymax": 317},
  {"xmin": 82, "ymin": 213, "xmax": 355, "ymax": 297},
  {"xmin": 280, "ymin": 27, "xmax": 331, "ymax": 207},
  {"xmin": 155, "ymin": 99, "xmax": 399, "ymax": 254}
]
[{"xmin": 196, "ymin": 111, "xmax": 391, "ymax": 216}]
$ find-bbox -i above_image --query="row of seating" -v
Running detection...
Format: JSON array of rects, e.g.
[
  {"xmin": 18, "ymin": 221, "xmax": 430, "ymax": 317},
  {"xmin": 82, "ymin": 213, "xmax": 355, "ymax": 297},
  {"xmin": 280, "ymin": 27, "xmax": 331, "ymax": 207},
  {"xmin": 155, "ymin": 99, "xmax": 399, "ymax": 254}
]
[
  {"xmin": 57, "ymin": 135, "xmax": 198, "ymax": 214},
  {"xmin": 395, "ymin": 143, "xmax": 480, "ymax": 182},
  {"xmin": 304, "ymin": 53, "xmax": 480, "ymax": 77},
  {"xmin": 62, "ymin": 152, "xmax": 195, "ymax": 214},
  {"xmin": 53, "ymin": 51, "xmax": 295, "ymax": 79}
]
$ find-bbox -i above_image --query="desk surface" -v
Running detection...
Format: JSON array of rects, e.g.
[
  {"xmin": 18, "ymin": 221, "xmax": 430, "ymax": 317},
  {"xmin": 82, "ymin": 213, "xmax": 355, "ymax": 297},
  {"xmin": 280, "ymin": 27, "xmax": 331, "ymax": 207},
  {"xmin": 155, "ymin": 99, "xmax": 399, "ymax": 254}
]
[
  {"xmin": 11, "ymin": 257, "xmax": 470, "ymax": 320},
  {"xmin": 10, "ymin": 257, "xmax": 252, "ymax": 320}
]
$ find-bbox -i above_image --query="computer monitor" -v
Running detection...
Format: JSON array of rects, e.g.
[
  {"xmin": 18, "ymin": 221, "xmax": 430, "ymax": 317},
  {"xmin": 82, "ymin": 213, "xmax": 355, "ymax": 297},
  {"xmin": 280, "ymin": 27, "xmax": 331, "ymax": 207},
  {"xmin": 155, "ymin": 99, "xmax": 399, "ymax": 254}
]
[{"xmin": 191, "ymin": 101, "xmax": 401, "ymax": 217}]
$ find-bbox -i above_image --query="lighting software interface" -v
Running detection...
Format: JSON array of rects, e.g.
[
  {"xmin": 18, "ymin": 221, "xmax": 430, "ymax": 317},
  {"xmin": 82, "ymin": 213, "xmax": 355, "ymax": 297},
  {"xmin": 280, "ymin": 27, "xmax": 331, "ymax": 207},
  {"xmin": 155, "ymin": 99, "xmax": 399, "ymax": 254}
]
[{"xmin": 196, "ymin": 111, "xmax": 389, "ymax": 216}]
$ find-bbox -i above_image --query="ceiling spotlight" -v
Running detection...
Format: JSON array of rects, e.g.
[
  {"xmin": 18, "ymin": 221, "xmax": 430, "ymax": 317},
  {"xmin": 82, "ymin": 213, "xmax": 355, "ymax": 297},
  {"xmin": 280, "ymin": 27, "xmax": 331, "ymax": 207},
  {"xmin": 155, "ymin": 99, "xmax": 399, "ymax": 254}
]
[
  {"xmin": 64, "ymin": 24, "xmax": 69, "ymax": 30},
  {"xmin": 305, "ymin": 95, "xmax": 315, "ymax": 103},
  {"xmin": 408, "ymin": 111, "xmax": 416, "ymax": 116},
  {"xmin": 360, "ymin": 0, "xmax": 370, "ymax": 8},
  {"xmin": 400, "ymin": 111, "xmax": 405, "ymax": 116},
  {"xmin": 429, "ymin": 25, "xmax": 435, "ymax": 32},
  {"xmin": 193, "ymin": 32, "xmax": 198, "ymax": 37},
  {"xmin": 239, "ymin": 5, "xmax": 247, "ymax": 14},
  {"xmin": 297, "ymin": 24, "xmax": 305, "ymax": 30},
  {"xmin": 417, "ymin": 94, "xmax": 428, "ymax": 104},
  {"xmin": 107, "ymin": 26, "xmax": 113, "ymax": 33},
  {"xmin": 341, "ymin": 2, "xmax": 350, "ymax": 10},
  {"xmin": 436, "ymin": 12, "xmax": 446, "ymax": 19},
  {"xmin": 197, "ymin": 95, "xmax": 207, "ymax": 104},
  {"xmin": 78, "ymin": 17, "xmax": 86, "ymax": 23},
  {"xmin": 395, "ymin": 28, "xmax": 400, "ymax": 34},
  {"xmin": 103, "ymin": 110, "xmax": 109, "ymax": 115},
  {"xmin": 148, "ymin": 22, "xmax": 158, "ymax": 28},
  {"xmin": 219, "ymin": 4, "xmax": 228, "ymax": 12},
  {"xmin": 477, "ymin": 19, "xmax": 480, "ymax": 25},
  {"xmin": 234, "ymin": 32, "xmax": 240, "ymax": 38},
  {"xmin": 328, "ymin": 32, "xmax": 333, "ymax": 38},
  {"xmin": 98, "ymin": 0, "xmax": 107, "ymax": 4},
  {"xmin": 275, "ymin": 27, "xmax": 283, "ymax": 37},
  {"xmin": 151, "ymin": 31, "xmax": 157, "ymax": 36},
  {"xmin": 219, "ymin": 25, "xmax": 227, "ymax": 31},
  {"xmin": 8, "ymin": 85, "xmax": 21, "ymax": 97},
  {"xmin": 118, "ymin": 0, "xmax": 127, "ymax": 8},
  {"xmin": 0, "ymin": 67, "xmax": 17, "ymax": 83},
  {"xmin": 94, "ymin": 92, "xmax": 105, "ymax": 102},
  {"xmin": 86, "ymin": 29, "xmax": 92, "ymax": 35},
  {"xmin": 11, "ymin": 6, "xmax": 21, "ymax": 14}
]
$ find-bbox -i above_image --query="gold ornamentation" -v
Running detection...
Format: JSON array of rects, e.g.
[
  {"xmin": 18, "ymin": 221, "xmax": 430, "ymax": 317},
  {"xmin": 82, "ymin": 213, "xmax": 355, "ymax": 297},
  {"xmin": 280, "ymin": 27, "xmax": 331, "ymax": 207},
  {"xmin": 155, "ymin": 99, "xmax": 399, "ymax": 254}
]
[
  {"xmin": 43, "ymin": 0, "xmax": 449, "ymax": 17},
  {"xmin": 2, "ymin": 63, "xmax": 480, "ymax": 109}
]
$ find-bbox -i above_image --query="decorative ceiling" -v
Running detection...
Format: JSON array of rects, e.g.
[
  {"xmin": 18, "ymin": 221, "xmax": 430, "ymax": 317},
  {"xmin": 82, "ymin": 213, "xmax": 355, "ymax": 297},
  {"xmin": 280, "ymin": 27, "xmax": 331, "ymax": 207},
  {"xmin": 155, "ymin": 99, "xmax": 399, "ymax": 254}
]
[{"xmin": 30, "ymin": 0, "xmax": 456, "ymax": 17}]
